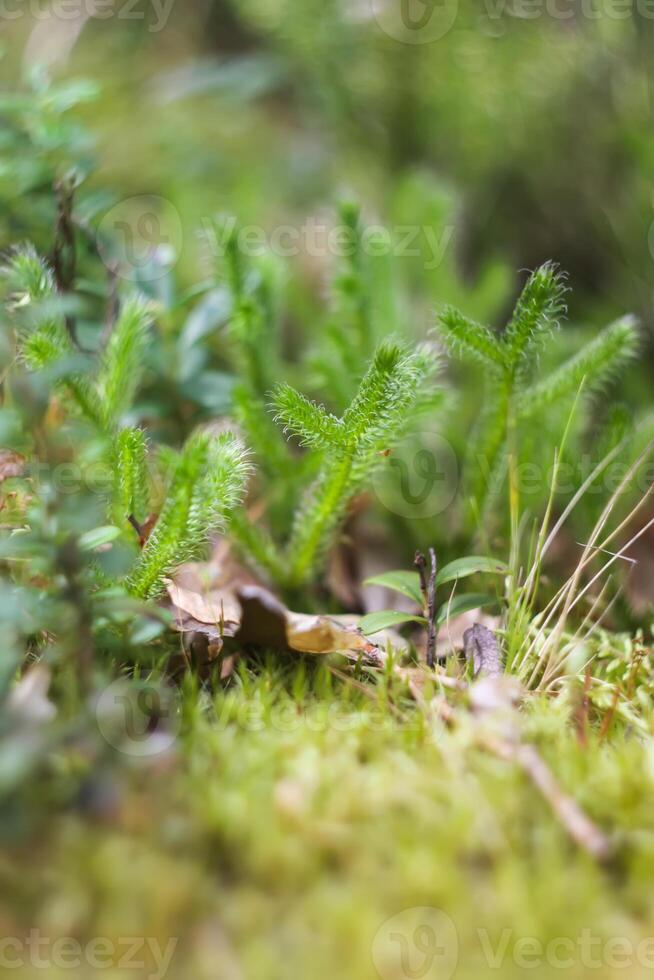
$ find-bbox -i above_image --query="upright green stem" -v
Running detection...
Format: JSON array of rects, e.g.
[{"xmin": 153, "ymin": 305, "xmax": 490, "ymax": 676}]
[
  {"xmin": 506, "ymin": 387, "xmax": 521, "ymax": 590},
  {"xmin": 504, "ymin": 383, "xmax": 523, "ymax": 672},
  {"xmin": 287, "ymin": 449, "xmax": 354, "ymax": 588}
]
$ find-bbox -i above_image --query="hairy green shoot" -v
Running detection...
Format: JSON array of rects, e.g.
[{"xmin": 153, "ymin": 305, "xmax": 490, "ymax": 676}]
[
  {"xmin": 437, "ymin": 264, "xmax": 639, "ymax": 536},
  {"xmin": 3, "ymin": 246, "xmax": 250, "ymax": 603}
]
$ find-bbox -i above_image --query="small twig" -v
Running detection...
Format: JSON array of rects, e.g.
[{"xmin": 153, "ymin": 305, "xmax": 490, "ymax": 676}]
[
  {"xmin": 415, "ymin": 548, "xmax": 438, "ymax": 668},
  {"xmin": 404, "ymin": 674, "xmax": 612, "ymax": 862},
  {"xmin": 127, "ymin": 513, "xmax": 158, "ymax": 548},
  {"xmin": 52, "ymin": 177, "xmax": 82, "ymax": 349},
  {"xmin": 597, "ymin": 637, "xmax": 644, "ymax": 744},
  {"xmin": 488, "ymin": 738, "xmax": 612, "ymax": 862},
  {"xmin": 52, "ymin": 179, "xmax": 76, "ymax": 292},
  {"xmin": 414, "ymin": 550, "xmax": 428, "ymax": 598},
  {"xmin": 574, "ymin": 668, "xmax": 592, "ymax": 747},
  {"xmin": 127, "ymin": 513, "xmax": 143, "ymax": 542},
  {"xmin": 575, "ymin": 541, "xmax": 637, "ymax": 565},
  {"xmin": 626, "ymin": 639, "xmax": 646, "ymax": 700},
  {"xmin": 598, "ymin": 684, "xmax": 621, "ymax": 744}
]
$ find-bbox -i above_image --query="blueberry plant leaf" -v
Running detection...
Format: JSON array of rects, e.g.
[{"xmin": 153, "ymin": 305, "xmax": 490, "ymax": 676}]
[{"xmin": 359, "ymin": 610, "xmax": 427, "ymax": 635}]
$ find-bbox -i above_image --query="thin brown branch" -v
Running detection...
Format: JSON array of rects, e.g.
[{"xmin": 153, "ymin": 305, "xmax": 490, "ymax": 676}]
[
  {"xmin": 574, "ymin": 669, "xmax": 592, "ymax": 747},
  {"xmin": 52, "ymin": 177, "xmax": 83, "ymax": 350},
  {"xmin": 415, "ymin": 548, "xmax": 438, "ymax": 668},
  {"xmin": 403, "ymin": 673, "xmax": 612, "ymax": 862}
]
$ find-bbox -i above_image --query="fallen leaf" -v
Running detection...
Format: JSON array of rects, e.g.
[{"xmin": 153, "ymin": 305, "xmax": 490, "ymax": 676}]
[
  {"xmin": 167, "ymin": 573, "xmax": 387, "ymax": 662},
  {"xmin": 166, "ymin": 579, "xmax": 241, "ymax": 628},
  {"xmin": 286, "ymin": 610, "xmax": 372, "ymax": 656},
  {"xmin": 326, "ymin": 539, "xmax": 361, "ymax": 610},
  {"xmin": 235, "ymin": 586, "xmax": 289, "ymax": 649},
  {"xmin": 237, "ymin": 584, "xmax": 382, "ymax": 658}
]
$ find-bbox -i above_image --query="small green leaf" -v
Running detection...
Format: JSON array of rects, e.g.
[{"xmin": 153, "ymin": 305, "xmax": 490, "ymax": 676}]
[
  {"xmin": 436, "ymin": 594, "xmax": 497, "ymax": 626},
  {"xmin": 363, "ymin": 570, "xmax": 423, "ymax": 606},
  {"xmin": 437, "ymin": 556, "xmax": 507, "ymax": 586},
  {"xmin": 78, "ymin": 525, "xmax": 122, "ymax": 552},
  {"xmin": 359, "ymin": 610, "xmax": 427, "ymax": 636}
]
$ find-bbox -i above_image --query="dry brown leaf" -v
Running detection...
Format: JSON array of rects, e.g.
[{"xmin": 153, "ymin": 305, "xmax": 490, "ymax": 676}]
[
  {"xmin": 167, "ymin": 573, "xmax": 387, "ymax": 661},
  {"xmin": 326, "ymin": 541, "xmax": 361, "ymax": 610},
  {"xmin": 237, "ymin": 584, "xmax": 382, "ymax": 658},
  {"xmin": 287, "ymin": 611, "xmax": 371, "ymax": 656},
  {"xmin": 165, "ymin": 580, "xmax": 241, "ymax": 627}
]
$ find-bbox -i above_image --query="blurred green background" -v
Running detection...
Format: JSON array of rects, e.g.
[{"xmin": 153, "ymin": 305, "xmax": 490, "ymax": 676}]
[{"xmin": 2, "ymin": 0, "xmax": 654, "ymax": 326}]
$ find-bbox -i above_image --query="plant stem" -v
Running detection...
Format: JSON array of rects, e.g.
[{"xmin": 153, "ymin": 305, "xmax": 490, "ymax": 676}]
[
  {"xmin": 288, "ymin": 450, "xmax": 354, "ymax": 587},
  {"xmin": 506, "ymin": 391, "xmax": 520, "ymax": 564},
  {"xmin": 415, "ymin": 548, "xmax": 438, "ymax": 668}
]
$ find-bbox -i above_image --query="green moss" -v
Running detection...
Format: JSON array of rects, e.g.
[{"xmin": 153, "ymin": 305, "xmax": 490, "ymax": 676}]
[{"xmin": 3, "ymin": 659, "xmax": 654, "ymax": 979}]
